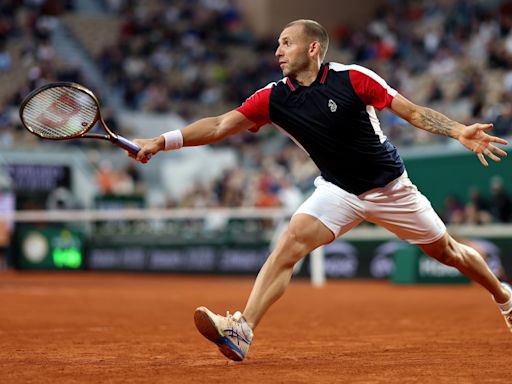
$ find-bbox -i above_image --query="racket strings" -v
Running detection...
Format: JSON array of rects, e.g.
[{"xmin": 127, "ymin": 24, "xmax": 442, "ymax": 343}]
[{"xmin": 22, "ymin": 86, "xmax": 98, "ymax": 139}]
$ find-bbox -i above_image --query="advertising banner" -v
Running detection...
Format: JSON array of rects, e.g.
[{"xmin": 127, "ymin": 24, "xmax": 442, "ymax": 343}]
[
  {"xmin": 14, "ymin": 225, "xmax": 84, "ymax": 270},
  {"xmin": 84, "ymin": 236, "xmax": 512, "ymax": 280}
]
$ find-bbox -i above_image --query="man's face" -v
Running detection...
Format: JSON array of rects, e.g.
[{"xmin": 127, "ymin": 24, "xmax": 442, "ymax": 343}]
[{"xmin": 275, "ymin": 24, "xmax": 310, "ymax": 78}]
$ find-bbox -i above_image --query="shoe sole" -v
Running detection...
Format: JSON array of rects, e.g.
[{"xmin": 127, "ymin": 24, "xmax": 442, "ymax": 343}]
[{"xmin": 194, "ymin": 307, "xmax": 244, "ymax": 361}]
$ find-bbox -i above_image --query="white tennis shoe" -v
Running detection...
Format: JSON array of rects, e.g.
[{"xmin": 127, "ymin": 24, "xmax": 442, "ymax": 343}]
[{"xmin": 194, "ymin": 306, "xmax": 253, "ymax": 361}]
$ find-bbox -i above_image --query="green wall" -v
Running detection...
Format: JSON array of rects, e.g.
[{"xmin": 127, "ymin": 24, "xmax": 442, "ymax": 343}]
[{"xmin": 403, "ymin": 148, "xmax": 512, "ymax": 211}]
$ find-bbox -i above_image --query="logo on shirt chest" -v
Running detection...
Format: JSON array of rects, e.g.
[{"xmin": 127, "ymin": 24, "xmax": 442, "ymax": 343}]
[{"xmin": 328, "ymin": 99, "xmax": 337, "ymax": 112}]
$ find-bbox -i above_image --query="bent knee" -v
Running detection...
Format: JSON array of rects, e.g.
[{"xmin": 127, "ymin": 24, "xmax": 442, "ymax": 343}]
[
  {"xmin": 272, "ymin": 230, "xmax": 314, "ymax": 268},
  {"xmin": 271, "ymin": 216, "xmax": 334, "ymax": 269},
  {"xmin": 280, "ymin": 229, "xmax": 310, "ymax": 256}
]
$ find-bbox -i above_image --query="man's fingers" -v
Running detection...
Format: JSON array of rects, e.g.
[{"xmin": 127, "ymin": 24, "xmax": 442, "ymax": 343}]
[
  {"xmin": 477, "ymin": 153, "xmax": 489, "ymax": 167},
  {"xmin": 488, "ymin": 144, "xmax": 508, "ymax": 157},
  {"xmin": 484, "ymin": 149, "xmax": 501, "ymax": 162},
  {"xmin": 137, "ymin": 156, "xmax": 148, "ymax": 164},
  {"xmin": 136, "ymin": 153, "xmax": 147, "ymax": 162},
  {"xmin": 489, "ymin": 135, "xmax": 509, "ymax": 145},
  {"xmin": 477, "ymin": 123, "xmax": 494, "ymax": 131}
]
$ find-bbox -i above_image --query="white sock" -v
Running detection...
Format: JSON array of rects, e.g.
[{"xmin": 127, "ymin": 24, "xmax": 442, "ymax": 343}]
[{"xmin": 496, "ymin": 283, "xmax": 512, "ymax": 313}]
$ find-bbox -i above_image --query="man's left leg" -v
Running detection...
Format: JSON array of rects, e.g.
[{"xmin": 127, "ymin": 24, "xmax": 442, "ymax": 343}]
[
  {"xmin": 419, "ymin": 232, "xmax": 512, "ymax": 331},
  {"xmin": 363, "ymin": 172, "xmax": 512, "ymax": 332}
]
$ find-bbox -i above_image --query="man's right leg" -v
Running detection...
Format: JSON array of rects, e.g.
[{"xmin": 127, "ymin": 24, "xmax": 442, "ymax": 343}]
[
  {"xmin": 194, "ymin": 213, "xmax": 334, "ymax": 361},
  {"xmin": 242, "ymin": 213, "xmax": 335, "ymax": 330},
  {"xmin": 194, "ymin": 176, "xmax": 363, "ymax": 361}
]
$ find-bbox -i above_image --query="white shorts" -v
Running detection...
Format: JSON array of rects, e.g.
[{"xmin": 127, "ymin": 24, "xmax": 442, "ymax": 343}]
[{"xmin": 294, "ymin": 172, "xmax": 446, "ymax": 245}]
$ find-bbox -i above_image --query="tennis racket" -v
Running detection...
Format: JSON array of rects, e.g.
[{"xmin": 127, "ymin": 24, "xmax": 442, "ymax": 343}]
[{"xmin": 19, "ymin": 82, "xmax": 147, "ymax": 157}]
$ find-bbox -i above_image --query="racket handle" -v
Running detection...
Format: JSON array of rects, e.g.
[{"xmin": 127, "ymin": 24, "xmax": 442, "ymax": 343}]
[{"xmin": 116, "ymin": 135, "xmax": 151, "ymax": 159}]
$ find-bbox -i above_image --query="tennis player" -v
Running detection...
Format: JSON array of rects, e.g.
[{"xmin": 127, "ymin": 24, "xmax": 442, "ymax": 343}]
[{"xmin": 131, "ymin": 19, "xmax": 512, "ymax": 361}]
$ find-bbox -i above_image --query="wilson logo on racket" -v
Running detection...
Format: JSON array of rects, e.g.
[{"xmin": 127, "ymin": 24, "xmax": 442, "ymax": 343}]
[{"xmin": 36, "ymin": 93, "xmax": 81, "ymax": 130}]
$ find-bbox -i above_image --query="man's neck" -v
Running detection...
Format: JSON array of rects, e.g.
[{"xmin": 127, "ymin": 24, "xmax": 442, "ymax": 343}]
[{"xmin": 294, "ymin": 63, "xmax": 321, "ymax": 87}]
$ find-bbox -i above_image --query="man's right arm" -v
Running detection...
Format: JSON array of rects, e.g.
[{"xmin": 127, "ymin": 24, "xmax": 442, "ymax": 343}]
[
  {"xmin": 133, "ymin": 110, "xmax": 256, "ymax": 163},
  {"xmin": 133, "ymin": 83, "xmax": 272, "ymax": 163},
  {"xmin": 181, "ymin": 110, "xmax": 256, "ymax": 146}
]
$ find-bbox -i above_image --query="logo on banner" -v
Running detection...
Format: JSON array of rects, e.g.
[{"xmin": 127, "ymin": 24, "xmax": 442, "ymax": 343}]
[{"xmin": 323, "ymin": 241, "xmax": 358, "ymax": 277}]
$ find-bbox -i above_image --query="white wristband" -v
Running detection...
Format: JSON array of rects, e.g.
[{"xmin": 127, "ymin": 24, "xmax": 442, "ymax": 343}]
[{"xmin": 161, "ymin": 130, "xmax": 183, "ymax": 151}]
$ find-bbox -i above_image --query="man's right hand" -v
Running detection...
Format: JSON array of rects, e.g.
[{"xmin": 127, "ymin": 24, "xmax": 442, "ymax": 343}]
[{"xmin": 131, "ymin": 136, "xmax": 165, "ymax": 164}]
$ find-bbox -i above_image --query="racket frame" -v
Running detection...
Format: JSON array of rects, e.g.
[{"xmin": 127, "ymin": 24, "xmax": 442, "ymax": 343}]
[{"xmin": 19, "ymin": 82, "xmax": 142, "ymax": 155}]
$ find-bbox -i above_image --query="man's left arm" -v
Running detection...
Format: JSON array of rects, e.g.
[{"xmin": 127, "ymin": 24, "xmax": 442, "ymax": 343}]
[{"xmin": 389, "ymin": 93, "xmax": 509, "ymax": 166}]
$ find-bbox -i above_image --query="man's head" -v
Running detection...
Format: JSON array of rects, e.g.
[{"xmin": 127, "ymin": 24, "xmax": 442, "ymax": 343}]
[{"xmin": 275, "ymin": 19, "xmax": 329, "ymax": 78}]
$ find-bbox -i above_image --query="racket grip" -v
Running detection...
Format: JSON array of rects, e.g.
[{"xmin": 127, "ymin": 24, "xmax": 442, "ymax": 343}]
[{"xmin": 116, "ymin": 135, "xmax": 151, "ymax": 159}]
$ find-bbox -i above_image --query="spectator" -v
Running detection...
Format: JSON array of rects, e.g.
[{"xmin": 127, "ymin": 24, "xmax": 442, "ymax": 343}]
[
  {"xmin": 489, "ymin": 177, "xmax": 512, "ymax": 223},
  {"xmin": 95, "ymin": 159, "xmax": 118, "ymax": 196},
  {"xmin": 492, "ymin": 99, "xmax": 512, "ymax": 137},
  {"xmin": 442, "ymin": 194, "xmax": 465, "ymax": 225},
  {"xmin": 0, "ymin": 41, "xmax": 11, "ymax": 72},
  {"xmin": 0, "ymin": 170, "xmax": 14, "ymax": 269},
  {"xmin": 465, "ymin": 187, "xmax": 492, "ymax": 225},
  {"xmin": 277, "ymin": 175, "xmax": 303, "ymax": 214}
]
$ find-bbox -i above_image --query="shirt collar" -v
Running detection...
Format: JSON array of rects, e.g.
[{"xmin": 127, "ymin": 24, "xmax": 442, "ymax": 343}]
[{"xmin": 286, "ymin": 63, "xmax": 329, "ymax": 92}]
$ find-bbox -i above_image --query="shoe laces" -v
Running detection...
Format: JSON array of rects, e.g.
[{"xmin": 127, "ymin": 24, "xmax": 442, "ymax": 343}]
[
  {"xmin": 224, "ymin": 311, "xmax": 253, "ymax": 338},
  {"xmin": 226, "ymin": 311, "xmax": 243, "ymax": 321}
]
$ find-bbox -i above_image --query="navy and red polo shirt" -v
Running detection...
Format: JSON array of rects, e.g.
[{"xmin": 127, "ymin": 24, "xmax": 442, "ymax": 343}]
[{"xmin": 236, "ymin": 62, "xmax": 405, "ymax": 195}]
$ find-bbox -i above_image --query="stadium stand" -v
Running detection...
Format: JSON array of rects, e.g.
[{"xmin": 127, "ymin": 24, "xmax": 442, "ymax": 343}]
[{"xmin": 0, "ymin": 0, "xmax": 511, "ymax": 218}]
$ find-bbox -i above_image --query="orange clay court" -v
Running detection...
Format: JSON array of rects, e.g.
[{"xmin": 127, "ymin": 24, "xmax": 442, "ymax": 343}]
[{"xmin": 0, "ymin": 271, "xmax": 510, "ymax": 384}]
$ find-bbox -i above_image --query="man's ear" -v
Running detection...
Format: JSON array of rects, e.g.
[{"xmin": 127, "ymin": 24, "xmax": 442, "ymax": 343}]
[{"xmin": 309, "ymin": 41, "xmax": 321, "ymax": 58}]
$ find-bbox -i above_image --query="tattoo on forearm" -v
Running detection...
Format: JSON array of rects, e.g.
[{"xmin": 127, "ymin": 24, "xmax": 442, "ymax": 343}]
[{"xmin": 417, "ymin": 109, "xmax": 456, "ymax": 137}]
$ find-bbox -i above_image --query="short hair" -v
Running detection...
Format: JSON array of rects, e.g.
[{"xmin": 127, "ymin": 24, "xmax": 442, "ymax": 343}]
[{"xmin": 285, "ymin": 19, "xmax": 329, "ymax": 61}]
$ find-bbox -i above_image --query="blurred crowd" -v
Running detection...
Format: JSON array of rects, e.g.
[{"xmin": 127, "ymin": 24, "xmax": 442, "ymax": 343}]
[
  {"xmin": 1, "ymin": 0, "xmax": 512, "ymax": 213},
  {"xmin": 345, "ymin": 0, "xmax": 512, "ymax": 146},
  {"xmin": 172, "ymin": 139, "xmax": 317, "ymax": 212},
  {"xmin": 0, "ymin": 0, "xmax": 84, "ymax": 147},
  {"xmin": 94, "ymin": 0, "xmax": 512, "ymax": 145},
  {"xmin": 98, "ymin": 0, "xmax": 269, "ymax": 120}
]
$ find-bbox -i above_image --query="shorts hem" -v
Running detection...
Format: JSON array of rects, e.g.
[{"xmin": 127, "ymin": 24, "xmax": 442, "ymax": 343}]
[
  {"xmin": 293, "ymin": 210, "xmax": 338, "ymax": 238},
  {"xmin": 406, "ymin": 229, "xmax": 447, "ymax": 245}
]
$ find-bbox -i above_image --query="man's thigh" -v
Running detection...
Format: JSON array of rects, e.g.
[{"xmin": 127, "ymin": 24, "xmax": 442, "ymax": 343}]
[
  {"xmin": 294, "ymin": 177, "xmax": 364, "ymax": 238},
  {"xmin": 364, "ymin": 175, "xmax": 446, "ymax": 244}
]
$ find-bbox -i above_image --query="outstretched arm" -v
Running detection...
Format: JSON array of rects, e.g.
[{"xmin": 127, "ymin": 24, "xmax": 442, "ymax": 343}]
[
  {"xmin": 389, "ymin": 93, "xmax": 509, "ymax": 166},
  {"xmin": 131, "ymin": 110, "xmax": 256, "ymax": 163}
]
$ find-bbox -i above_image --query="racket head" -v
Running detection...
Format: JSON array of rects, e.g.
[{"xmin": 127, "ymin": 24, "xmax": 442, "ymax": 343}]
[{"xmin": 19, "ymin": 82, "xmax": 101, "ymax": 140}]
